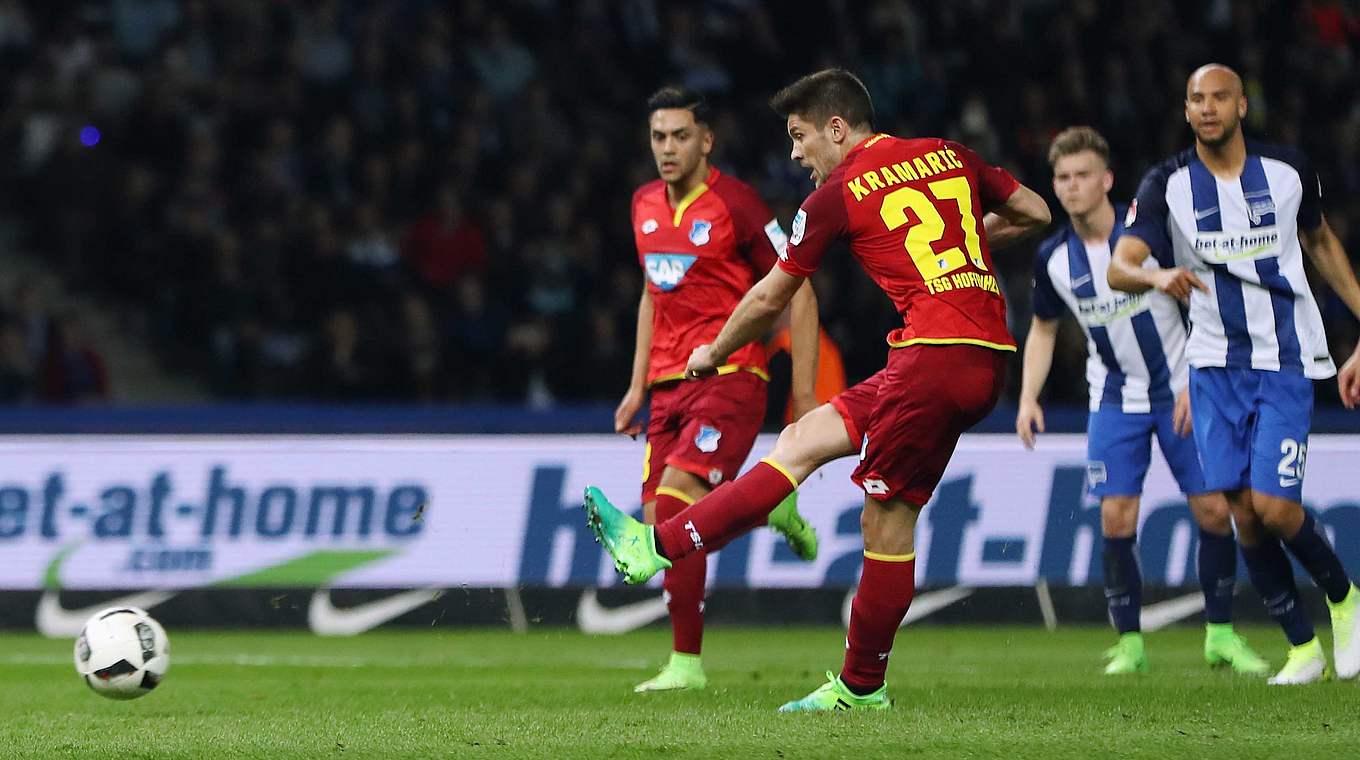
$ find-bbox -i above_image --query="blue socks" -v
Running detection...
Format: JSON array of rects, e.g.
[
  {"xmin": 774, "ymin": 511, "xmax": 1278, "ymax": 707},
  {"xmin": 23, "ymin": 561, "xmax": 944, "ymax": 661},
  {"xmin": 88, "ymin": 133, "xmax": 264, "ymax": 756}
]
[
  {"xmin": 1241, "ymin": 538, "xmax": 1314, "ymax": 646},
  {"xmin": 1197, "ymin": 529, "xmax": 1237, "ymax": 624},
  {"xmin": 1102, "ymin": 536, "xmax": 1142, "ymax": 634},
  {"xmin": 1283, "ymin": 512, "xmax": 1351, "ymax": 604}
]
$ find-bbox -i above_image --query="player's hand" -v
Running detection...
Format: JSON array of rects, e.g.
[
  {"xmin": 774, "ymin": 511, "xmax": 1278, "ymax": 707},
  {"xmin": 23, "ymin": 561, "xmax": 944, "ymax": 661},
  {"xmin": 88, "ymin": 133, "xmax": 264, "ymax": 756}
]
[
  {"xmin": 1173, "ymin": 388, "xmax": 1194, "ymax": 436},
  {"xmin": 1016, "ymin": 397, "xmax": 1045, "ymax": 450},
  {"xmin": 685, "ymin": 344, "xmax": 719, "ymax": 379},
  {"xmin": 1151, "ymin": 267, "xmax": 1208, "ymax": 302},
  {"xmin": 614, "ymin": 386, "xmax": 646, "ymax": 438},
  {"xmin": 1340, "ymin": 345, "xmax": 1360, "ymax": 410},
  {"xmin": 791, "ymin": 390, "xmax": 820, "ymax": 421}
]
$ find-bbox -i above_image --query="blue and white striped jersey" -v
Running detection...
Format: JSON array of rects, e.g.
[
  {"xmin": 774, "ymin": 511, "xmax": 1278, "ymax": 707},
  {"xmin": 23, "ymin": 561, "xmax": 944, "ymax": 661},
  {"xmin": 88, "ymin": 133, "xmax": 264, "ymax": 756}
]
[
  {"xmin": 1122, "ymin": 141, "xmax": 1335, "ymax": 379},
  {"xmin": 1033, "ymin": 206, "xmax": 1188, "ymax": 413}
]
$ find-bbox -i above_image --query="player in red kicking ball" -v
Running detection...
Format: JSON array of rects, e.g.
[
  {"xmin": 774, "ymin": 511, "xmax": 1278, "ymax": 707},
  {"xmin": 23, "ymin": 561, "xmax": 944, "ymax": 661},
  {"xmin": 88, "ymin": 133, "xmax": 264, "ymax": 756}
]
[{"xmin": 587, "ymin": 69, "xmax": 1051, "ymax": 710}]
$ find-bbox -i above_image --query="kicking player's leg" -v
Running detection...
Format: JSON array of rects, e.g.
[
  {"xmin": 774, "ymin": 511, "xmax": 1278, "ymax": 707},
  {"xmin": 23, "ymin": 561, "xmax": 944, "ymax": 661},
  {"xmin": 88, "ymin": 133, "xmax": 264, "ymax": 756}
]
[
  {"xmin": 585, "ymin": 401, "xmax": 856, "ymax": 585},
  {"xmin": 654, "ymin": 402, "xmax": 855, "ymax": 561}
]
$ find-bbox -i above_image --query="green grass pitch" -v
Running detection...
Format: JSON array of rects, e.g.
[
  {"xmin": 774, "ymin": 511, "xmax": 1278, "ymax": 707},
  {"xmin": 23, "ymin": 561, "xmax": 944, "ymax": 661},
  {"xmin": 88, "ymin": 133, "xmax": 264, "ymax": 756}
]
[{"xmin": 4, "ymin": 625, "xmax": 1356, "ymax": 758}]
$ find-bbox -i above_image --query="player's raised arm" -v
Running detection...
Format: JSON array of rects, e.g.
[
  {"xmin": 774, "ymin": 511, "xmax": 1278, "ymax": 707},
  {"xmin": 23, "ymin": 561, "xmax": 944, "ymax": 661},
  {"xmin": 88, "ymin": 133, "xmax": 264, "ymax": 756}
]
[
  {"xmin": 1108, "ymin": 234, "xmax": 1207, "ymax": 300},
  {"xmin": 615, "ymin": 282, "xmax": 652, "ymax": 436},
  {"xmin": 983, "ymin": 183, "xmax": 1051, "ymax": 250},
  {"xmin": 687, "ymin": 267, "xmax": 805, "ymax": 378},
  {"xmin": 1300, "ymin": 216, "xmax": 1360, "ymax": 408}
]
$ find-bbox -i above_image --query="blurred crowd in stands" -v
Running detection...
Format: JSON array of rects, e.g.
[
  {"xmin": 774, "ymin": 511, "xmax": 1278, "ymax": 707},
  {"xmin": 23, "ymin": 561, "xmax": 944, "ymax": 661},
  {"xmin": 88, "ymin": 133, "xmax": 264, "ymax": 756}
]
[{"xmin": 0, "ymin": 0, "xmax": 1356, "ymax": 410}]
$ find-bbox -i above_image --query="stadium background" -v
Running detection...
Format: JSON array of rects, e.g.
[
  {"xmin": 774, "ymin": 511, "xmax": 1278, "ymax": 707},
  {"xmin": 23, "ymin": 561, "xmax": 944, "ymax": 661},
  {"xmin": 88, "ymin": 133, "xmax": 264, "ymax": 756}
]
[
  {"xmin": 0, "ymin": 0, "xmax": 1357, "ymax": 634},
  {"xmin": 3, "ymin": 3, "xmax": 1360, "ymax": 756}
]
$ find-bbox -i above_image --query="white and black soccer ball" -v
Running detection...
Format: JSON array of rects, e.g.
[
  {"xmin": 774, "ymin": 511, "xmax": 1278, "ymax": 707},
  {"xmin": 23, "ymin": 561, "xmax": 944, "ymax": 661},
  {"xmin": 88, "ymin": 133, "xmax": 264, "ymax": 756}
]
[{"xmin": 73, "ymin": 606, "xmax": 170, "ymax": 700}]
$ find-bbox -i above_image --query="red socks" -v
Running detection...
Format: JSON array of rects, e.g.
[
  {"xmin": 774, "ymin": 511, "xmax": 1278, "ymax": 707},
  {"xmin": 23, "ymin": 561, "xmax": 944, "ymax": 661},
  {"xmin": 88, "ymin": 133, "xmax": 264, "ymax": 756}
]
[
  {"xmin": 840, "ymin": 553, "xmax": 916, "ymax": 693},
  {"xmin": 656, "ymin": 460, "xmax": 797, "ymax": 561},
  {"xmin": 654, "ymin": 488, "xmax": 705, "ymax": 655}
]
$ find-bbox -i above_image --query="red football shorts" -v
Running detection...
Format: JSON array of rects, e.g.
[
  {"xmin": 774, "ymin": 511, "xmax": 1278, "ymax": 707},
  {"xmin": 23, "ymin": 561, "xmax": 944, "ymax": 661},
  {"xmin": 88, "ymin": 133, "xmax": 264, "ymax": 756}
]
[
  {"xmin": 830, "ymin": 343, "xmax": 1006, "ymax": 505},
  {"xmin": 642, "ymin": 370, "xmax": 767, "ymax": 503}
]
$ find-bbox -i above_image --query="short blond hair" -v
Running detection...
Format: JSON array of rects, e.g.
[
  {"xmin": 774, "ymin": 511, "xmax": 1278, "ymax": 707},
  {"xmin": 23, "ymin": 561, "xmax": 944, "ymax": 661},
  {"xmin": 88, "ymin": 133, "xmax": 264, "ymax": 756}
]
[{"xmin": 1047, "ymin": 126, "xmax": 1110, "ymax": 168}]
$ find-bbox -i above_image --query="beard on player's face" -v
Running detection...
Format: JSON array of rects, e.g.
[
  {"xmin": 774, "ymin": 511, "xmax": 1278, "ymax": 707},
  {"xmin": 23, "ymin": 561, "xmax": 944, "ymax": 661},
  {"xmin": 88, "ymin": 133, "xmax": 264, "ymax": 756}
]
[{"xmin": 1194, "ymin": 114, "xmax": 1239, "ymax": 148}]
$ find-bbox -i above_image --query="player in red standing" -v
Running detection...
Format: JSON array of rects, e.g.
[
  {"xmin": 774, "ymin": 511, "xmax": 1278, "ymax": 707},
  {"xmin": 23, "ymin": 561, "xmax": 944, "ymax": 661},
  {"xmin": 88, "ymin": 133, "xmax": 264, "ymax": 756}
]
[
  {"xmin": 614, "ymin": 86, "xmax": 822, "ymax": 693},
  {"xmin": 587, "ymin": 70, "xmax": 1051, "ymax": 710}
]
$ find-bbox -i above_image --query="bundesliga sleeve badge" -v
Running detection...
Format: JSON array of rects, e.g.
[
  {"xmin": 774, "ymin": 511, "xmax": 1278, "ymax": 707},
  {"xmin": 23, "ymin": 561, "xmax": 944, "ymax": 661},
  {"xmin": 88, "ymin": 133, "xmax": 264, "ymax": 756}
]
[
  {"xmin": 1124, "ymin": 200, "xmax": 1137, "ymax": 227},
  {"xmin": 790, "ymin": 208, "xmax": 807, "ymax": 246},
  {"xmin": 764, "ymin": 218, "xmax": 789, "ymax": 260}
]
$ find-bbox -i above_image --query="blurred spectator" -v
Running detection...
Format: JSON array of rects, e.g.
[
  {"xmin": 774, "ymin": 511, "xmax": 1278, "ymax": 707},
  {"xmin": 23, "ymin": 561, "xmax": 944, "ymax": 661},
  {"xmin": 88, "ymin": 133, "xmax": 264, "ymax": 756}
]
[
  {"xmin": 0, "ymin": 0, "xmax": 1355, "ymax": 413},
  {"xmin": 37, "ymin": 310, "xmax": 109, "ymax": 403},
  {"xmin": 401, "ymin": 186, "xmax": 485, "ymax": 291}
]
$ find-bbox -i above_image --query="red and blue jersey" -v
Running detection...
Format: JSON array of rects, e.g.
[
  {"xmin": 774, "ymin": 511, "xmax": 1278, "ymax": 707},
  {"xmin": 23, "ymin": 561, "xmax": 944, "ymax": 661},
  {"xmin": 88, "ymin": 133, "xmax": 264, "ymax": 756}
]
[{"xmin": 632, "ymin": 167, "xmax": 787, "ymax": 385}]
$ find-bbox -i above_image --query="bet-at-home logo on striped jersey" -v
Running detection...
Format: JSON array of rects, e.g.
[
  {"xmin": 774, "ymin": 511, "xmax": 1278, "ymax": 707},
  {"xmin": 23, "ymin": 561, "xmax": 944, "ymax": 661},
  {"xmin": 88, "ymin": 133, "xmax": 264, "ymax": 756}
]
[
  {"xmin": 1192, "ymin": 227, "xmax": 1281, "ymax": 264},
  {"xmin": 1075, "ymin": 291, "xmax": 1151, "ymax": 327}
]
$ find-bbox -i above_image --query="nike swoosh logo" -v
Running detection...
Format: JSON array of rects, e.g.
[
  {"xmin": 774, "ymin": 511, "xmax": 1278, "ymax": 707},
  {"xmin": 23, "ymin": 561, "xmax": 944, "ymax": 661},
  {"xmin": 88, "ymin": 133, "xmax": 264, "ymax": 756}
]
[
  {"xmin": 1194, "ymin": 207, "xmax": 1219, "ymax": 221},
  {"xmin": 1140, "ymin": 591, "xmax": 1205, "ymax": 632},
  {"xmin": 36, "ymin": 590, "xmax": 178, "ymax": 638},
  {"xmin": 307, "ymin": 588, "xmax": 444, "ymax": 636},
  {"xmin": 1071, "ymin": 274, "xmax": 1092, "ymax": 288},
  {"xmin": 840, "ymin": 585, "xmax": 973, "ymax": 629},
  {"xmin": 576, "ymin": 588, "xmax": 668, "ymax": 634}
]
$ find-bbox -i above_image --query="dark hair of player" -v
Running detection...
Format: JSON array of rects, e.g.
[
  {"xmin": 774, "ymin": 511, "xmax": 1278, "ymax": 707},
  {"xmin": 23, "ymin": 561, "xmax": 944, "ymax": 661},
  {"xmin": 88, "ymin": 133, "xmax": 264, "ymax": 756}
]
[
  {"xmin": 1047, "ymin": 126, "xmax": 1110, "ymax": 168},
  {"xmin": 646, "ymin": 86, "xmax": 712, "ymax": 127},
  {"xmin": 768, "ymin": 69, "xmax": 875, "ymax": 131}
]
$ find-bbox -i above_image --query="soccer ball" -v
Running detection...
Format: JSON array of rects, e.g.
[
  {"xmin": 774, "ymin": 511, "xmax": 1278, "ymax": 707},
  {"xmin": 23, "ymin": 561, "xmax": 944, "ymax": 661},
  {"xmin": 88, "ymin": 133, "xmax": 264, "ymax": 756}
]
[{"xmin": 73, "ymin": 606, "xmax": 170, "ymax": 700}]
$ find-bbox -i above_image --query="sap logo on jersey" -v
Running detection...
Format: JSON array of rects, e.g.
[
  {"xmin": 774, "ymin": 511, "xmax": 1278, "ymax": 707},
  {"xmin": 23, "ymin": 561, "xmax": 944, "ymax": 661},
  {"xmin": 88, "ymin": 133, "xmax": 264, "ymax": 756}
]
[
  {"xmin": 689, "ymin": 219, "xmax": 712, "ymax": 246},
  {"xmin": 645, "ymin": 253, "xmax": 698, "ymax": 291}
]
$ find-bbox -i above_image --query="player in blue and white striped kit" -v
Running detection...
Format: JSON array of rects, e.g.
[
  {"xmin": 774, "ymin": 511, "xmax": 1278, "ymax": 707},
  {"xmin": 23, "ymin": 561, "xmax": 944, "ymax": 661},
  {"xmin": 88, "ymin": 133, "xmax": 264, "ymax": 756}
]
[
  {"xmin": 1018, "ymin": 127, "xmax": 1267, "ymax": 676},
  {"xmin": 1110, "ymin": 64, "xmax": 1360, "ymax": 685}
]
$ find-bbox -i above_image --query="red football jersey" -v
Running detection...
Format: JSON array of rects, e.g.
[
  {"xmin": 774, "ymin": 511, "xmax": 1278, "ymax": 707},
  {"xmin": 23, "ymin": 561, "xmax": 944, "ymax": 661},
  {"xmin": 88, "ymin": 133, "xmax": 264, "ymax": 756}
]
[
  {"xmin": 778, "ymin": 134, "xmax": 1019, "ymax": 351},
  {"xmin": 632, "ymin": 167, "xmax": 786, "ymax": 384}
]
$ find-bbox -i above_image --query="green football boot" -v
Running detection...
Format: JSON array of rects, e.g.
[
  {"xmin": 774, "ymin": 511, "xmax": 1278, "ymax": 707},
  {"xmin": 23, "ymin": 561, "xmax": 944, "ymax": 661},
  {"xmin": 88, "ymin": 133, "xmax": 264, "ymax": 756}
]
[
  {"xmin": 766, "ymin": 491, "xmax": 818, "ymax": 561},
  {"xmin": 1267, "ymin": 638, "xmax": 1330, "ymax": 685},
  {"xmin": 583, "ymin": 486, "xmax": 670, "ymax": 585},
  {"xmin": 1327, "ymin": 583, "xmax": 1360, "ymax": 680},
  {"xmin": 634, "ymin": 652, "xmax": 707, "ymax": 693},
  {"xmin": 1203, "ymin": 623, "xmax": 1270, "ymax": 675},
  {"xmin": 778, "ymin": 672, "xmax": 891, "ymax": 713},
  {"xmin": 1102, "ymin": 632, "xmax": 1149, "ymax": 675}
]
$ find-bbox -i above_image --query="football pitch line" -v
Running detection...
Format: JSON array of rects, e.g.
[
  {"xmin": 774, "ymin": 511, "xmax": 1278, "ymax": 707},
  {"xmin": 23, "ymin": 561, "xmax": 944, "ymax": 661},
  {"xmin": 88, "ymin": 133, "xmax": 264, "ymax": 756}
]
[{"xmin": 1, "ymin": 651, "xmax": 657, "ymax": 670}]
